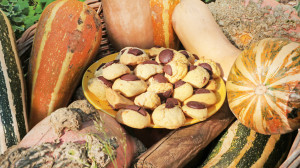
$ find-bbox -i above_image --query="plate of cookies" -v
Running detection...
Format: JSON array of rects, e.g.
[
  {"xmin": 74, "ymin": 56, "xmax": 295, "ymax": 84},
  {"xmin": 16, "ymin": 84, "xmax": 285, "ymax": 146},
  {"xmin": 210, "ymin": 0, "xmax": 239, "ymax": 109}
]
[{"xmin": 82, "ymin": 46, "xmax": 226, "ymax": 129}]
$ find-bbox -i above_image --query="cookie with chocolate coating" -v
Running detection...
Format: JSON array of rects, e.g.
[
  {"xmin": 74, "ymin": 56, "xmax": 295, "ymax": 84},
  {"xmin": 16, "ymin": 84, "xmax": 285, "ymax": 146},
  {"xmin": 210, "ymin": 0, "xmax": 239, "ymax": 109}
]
[
  {"xmin": 182, "ymin": 65, "xmax": 209, "ymax": 88},
  {"xmin": 152, "ymin": 100, "xmax": 186, "ymax": 129},
  {"xmin": 116, "ymin": 105, "xmax": 151, "ymax": 129},
  {"xmin": 87, "ymin": 76, "xmax": 112, "ymax": 101},
  {"xmin": 184, "ymin": 88, "xmax": 217, "ymax": 107},
  {"xmin": 147, "ymin": 74, "xmax": 173, "ymax": 100},
  {"xmin": 155, "ymin": 48, "xmax": 189, "ymax": 64},
  {"xmin": 134, "ymin": 60, "xmax": 163, "ymax": 80},
  {"xmin": 194, "ymin": 58, "xmax": 221, "ymax": 79},
  {"xmin": 182, "ymin": 101, "xmax": 208, "ymax": 120},
  {"xmin": 112, "ymin": 74, "xmax": 147, "ymax": 97},
  {"xmin": 173, "ymin": 80, "xmax": 193, "ymax": 102},
  {"xmin": 102, "ymin": 60, "xmax": 131, "ymax": 80},
  {"xmin": 119, "ymin": 47, "xmax": 149, "ymax": 65},
  {"xmin": 164, "ymin": 61, "xmax": 188, "ymax": 84},
  {"xmin": 178, "ymin": 50, "xmax": 196, "ymax": 64}
]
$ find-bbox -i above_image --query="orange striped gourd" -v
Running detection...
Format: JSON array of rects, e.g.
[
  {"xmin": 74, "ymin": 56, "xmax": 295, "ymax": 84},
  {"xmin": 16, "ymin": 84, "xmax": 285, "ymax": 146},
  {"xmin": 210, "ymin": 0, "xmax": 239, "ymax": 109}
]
[
  {"xmin": 226, "ymin": 38, "xmax": 300, "ymax": 135},
  {"xmin": 28, "ymin": 0, "xmax": 102, "ymax": 128},
  {"xmin": 150, "ymin": 0, "xmax": 180, "ymax": 49}
]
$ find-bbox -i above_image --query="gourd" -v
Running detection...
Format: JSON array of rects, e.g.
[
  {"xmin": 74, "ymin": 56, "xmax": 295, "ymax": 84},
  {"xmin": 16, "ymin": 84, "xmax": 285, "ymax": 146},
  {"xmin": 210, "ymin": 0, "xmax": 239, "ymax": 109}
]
[
  {"xmin": 150, "ymin": 0, "xmax": 180, "ymax": 49},
  {"xmin": 172, "ymin": 0, "xmax": 241, "ymax": 79},
  {"xmin": 199, "ymin": 120, "xmax": 295, "ymax": 168},
  {"xmin": 0, "ymin": 10, "xmax": 28, "ymax": 154},
  {"xmin": 0, "ymin": 100, "xmax": 139, "ymax": 168},
  {"xmin": 226, "ymin": 38, "xmax": 300, "ymax": 135},
  {"xmin": 102, "ymin": 0, "xmax": 180, "ymax": 50},
  {"xmin": 102, "ymin": 0, "xmax": 154, "ymax": 50},
  {"xmin": 28, "ymin": 0, "xmax": 102, "ymax": 128}
]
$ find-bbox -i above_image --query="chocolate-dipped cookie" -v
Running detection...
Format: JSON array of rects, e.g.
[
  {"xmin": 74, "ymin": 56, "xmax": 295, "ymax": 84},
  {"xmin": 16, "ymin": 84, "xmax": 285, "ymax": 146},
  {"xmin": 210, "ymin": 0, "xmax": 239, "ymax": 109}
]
[
  {"xmin": 182, "ymin": 101, "xmax": 208, "ymax": 120},
  {"xmin": 173, "ymin": 80, "xmax": 193, "ymax": 102},
  {"xmin": 134, "ymin": 91, "xmax": 161, "ymax": 109},
  {"xmin": 102, "ymin": 60, "xmax": 131, "ymax": 80},
  {"xmin": 164, "ymin": 61, "xmax": 188, "ymax": 84},
  {"xmin": 147, "ymin": 74, "xmax": 173, "ymax": 100},
  {"xmin": 179, "ymin": 50, "xmax": 196, "ymax": 64},
  {"xmin": 119, "ymin": 47, "xmax": 149, "ymax": 65},
  {"xmin": 88, "ymin": 76, "xmax": 113, "ymax": 101},
  {"xmin": 182, "ymin": 65, "xmax": 209, "ymax": 88},
  {"xmin": 112, "ymin": 74, "xmax": 147, "ymax": 97},
  {"xmin": 184, "ymin": 88, "xmax": 217, "ymax": 107},
  {"xmin": 155, "ymin": 48, "xmax": 189, "ymax": 64},
  {"xmin": 116, "ymin": 105, "xmax": 151, "ymax": 129},
  {"xmin": 194, "ymin": 58, "xmax": 221, "ymax": 79}
]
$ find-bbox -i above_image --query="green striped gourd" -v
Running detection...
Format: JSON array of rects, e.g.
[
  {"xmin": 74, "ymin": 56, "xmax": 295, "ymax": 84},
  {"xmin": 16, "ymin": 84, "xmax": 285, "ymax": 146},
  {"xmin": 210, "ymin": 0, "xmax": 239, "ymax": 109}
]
[
  {"xmin": 0, "ymin": 10, "xmax": 28, "ymax": 154},
  {"xmin": 199, "ymin": 120, "xmax": 295, "ymax": 168},
  {"xmin": 226, "ymin": 38, "xmax": 300, "ymax": 135}
]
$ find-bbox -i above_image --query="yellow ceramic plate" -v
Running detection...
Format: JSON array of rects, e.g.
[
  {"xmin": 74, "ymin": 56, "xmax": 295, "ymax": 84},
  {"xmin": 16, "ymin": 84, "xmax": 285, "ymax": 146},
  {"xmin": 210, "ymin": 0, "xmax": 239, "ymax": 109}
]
[{"xmin": 82, "ymin": 51, "xmax": 226, "ymax": 128}]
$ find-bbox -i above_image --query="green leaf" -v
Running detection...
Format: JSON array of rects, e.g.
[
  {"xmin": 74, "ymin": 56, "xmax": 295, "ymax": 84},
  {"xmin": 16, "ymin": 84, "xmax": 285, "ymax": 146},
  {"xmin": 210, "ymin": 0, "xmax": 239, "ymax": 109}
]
[{"xmin": 0, "ymin": 0, "xmax": 9, "ymax": 6}]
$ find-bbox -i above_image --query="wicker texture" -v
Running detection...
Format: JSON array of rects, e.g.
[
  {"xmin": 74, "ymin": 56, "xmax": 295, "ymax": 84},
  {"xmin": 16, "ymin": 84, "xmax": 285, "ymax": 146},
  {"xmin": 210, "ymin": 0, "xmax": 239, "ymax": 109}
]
[{"xmin": 16, "ymin": 0, "xmax": 115, "ymax": 74}]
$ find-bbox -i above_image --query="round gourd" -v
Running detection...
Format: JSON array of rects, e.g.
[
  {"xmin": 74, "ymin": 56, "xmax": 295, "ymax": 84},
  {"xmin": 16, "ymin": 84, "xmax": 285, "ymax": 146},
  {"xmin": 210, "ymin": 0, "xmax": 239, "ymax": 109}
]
[{"xmin": 226, "ymin": 38, "xmax": 300, "ymax": 135}]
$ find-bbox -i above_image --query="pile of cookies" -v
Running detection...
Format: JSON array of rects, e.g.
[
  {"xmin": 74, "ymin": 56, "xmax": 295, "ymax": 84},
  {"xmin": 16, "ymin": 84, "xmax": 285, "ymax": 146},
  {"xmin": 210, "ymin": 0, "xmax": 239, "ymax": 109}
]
[{"xmin": 88, "ymin": 46, "xmax": 221, "ymax": 129}]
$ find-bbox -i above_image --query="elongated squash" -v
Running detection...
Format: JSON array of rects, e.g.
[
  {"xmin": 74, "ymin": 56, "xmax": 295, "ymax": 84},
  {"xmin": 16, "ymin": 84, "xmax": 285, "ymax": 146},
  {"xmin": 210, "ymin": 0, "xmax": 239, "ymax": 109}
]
[
  {"xmin": 227, "ymin": 38, "xmax": 300, "ymax": 135},
  {"xmin": 0, "ymin": 10, "xmax": 28, "ymax": 154},
  {"xmin": 199, "ymin": 120, "xmax": 295, "ymax": 168},
  {"xmin": 28, "ymin": 0, "xmax": 102, "ymax": 128},
  {"xmin": 150, "ymin": 0, "xmax": 180, "ymax": 49}
]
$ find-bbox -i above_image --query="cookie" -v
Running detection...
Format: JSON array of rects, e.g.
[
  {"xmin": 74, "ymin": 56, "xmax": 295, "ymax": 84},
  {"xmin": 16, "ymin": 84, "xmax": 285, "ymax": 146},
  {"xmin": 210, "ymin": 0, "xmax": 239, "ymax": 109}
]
[
  {"xmin": 102, "ymin": 60, "xmax": 131, "ymax": 80},
  {"xmin": 155, "ymin": 48, "xmax": 189, "ymax": 64},
  {"xmin": 178, "ymin": 50, "xmax": 196, "ymax": 64},
  {"xmin": 194, "ymin": 58, "xmax": 221, "ymax": 79},
  {"xmin": 173, "ymin": 80, "xmax": 193, "ymax": 102},
  {"xmin": 204, "ymin": 79, "xmax": 217, "ymax": 91},
  {"xmin": 164, "ymin": 61, "xmax": 188, "ymax": 84},
  {"xmin": 94, "ymin": 63, "xmax": 106, "ymax": 77},
  {"xmin": 134, "ymin": 92, "xmax": 161, "ymax": 109},
  {"xmin": 152, "ymin": 98, "xmax": 186, "ymax": 129},
  {"xmin": 147, "ymin": 74, "xmax": 173, "ymax": 100},
  {"xmin": 116, "ymin": 105, "xmax": 151, "ymax": 129},
  {"xmin": 112, "ymin": 74, "xmax": 147, "ymax": 97},
  {"xmin": 184, "ymin": 88, "xmax": 217, "ymax": 107},
  {"xmin": 182, "ymin": 65, "xmax": 209, "ymax": 88},
  {"xmin": 105, "ymin": 88, "xmax": 134, "ymax": 109},
  {"xmin": 148, "ymin": 46, "xmax": 165, "ymax": 58},
  {"xmin": 134, "ymin": 60, "xmax": 163, "ymax": 80},
  {"xmin": 182, "ymin": 101, "xmax": 208, "ymax": 120},
  {"xmin": 87, "ymin": 76, "xmax": 113, "ymax": 100},
  {"xmin": 119, "ymin": 47, "xmax": 149, "ymax": 65}
]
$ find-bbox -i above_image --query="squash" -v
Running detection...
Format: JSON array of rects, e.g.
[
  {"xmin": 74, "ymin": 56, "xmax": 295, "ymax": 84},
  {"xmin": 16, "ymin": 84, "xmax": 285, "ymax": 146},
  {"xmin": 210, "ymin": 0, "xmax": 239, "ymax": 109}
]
[
  {"xmin": 199, "ymin": 120, "xmax": 295, "ymax": 168},
  {"xmin": 102, "ymin": 0, "xmax": 154, "ymax": 50},
  {"xmin": 149, "ymin": 0, "xmax": 180, "ymax": 49},
  {"xmin": 0, "ymin": 100, "xmax": 139, "ymax": 168},
  {"xmin": 28, "ymin": 0, "xmax": 102, "ymax": 128},
  {"xmin": 0, "ymin": 10, "xmax": 28, "ymax": 154},
  {"xmin": 172, "ymin": 0, "xmax": 242, "ymax": 79},
  {"xmin": 226, "ymin": 38, "xmax": 300, "ymax": 135}
]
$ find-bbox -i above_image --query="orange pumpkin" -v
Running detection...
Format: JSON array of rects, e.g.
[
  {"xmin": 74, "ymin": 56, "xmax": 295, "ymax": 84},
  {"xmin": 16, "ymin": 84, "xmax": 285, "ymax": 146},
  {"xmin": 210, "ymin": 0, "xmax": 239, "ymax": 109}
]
[
  {"xmin": 28, "ymin": 0, "xmax": 102, "ymax": 128},
  {"xmin": 226, "ymin": 38, "xmax": 300, "ymax": 135}
]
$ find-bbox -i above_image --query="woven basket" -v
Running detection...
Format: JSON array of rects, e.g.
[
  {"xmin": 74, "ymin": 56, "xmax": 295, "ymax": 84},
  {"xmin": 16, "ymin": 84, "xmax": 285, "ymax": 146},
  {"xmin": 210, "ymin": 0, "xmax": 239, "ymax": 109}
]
[
  {"xmin": 16, "ymin": 0, "xmax": 116, "ymax": 75},
  {"xmin": 14, "ymin": 0, "xmax": 300, "ymax": 167}
]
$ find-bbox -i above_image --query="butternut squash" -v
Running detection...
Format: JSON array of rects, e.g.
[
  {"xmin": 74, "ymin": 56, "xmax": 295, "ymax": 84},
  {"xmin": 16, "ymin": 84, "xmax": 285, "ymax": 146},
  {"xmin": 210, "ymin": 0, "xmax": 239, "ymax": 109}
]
[{"xmin": 172, "ymin": 0, "xmax": 241, "ymax": 79}]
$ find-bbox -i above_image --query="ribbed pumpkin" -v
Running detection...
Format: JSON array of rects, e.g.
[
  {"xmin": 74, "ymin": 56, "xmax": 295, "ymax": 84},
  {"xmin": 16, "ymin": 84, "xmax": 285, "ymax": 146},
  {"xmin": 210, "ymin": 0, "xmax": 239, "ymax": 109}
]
[
  {"xmin": 28, "ymin": 0, "xmax": 102, "ymax": 128},
  {"xmin": 226, "ymin": 38, "xmax": 300, "ymax": 135}
]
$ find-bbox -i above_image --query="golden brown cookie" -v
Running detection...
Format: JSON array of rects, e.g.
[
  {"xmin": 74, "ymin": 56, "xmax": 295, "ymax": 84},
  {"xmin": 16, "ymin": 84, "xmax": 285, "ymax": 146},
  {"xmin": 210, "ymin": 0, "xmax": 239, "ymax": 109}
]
[
  {"xmin": 102, "ymin": 60, "xmax": 131, "ymax": 80},
  {"xmin": 204, "ymin": 79, "xmax": 217, "ymax": 91},
  {"xmin": 178, "ymin": 50, "xmax": 196, "ymax": 64},
  {"xmin": 119, "ymin": 47, "xmax": 149, "ymax": 65},
  {"xmin": 173, "ymin": 80, "xmax": 193, "ymax": 102},
  {"xmin": 134, "ymin": 60, "xmax": 163, "ymax": 80},
  {"xmin": 194, "ymin": 58, "xmax": 221, "ymax": 79},
  {"xmin": 184, "ymin": 88, "xmax": 217, "ymax": 107},
  {"xmin": 152, "ymin": 98, "xmax": 185, "ymax": 129},
  {"xmin": 112, "ymin": 74, "xmax": 147, "ymax": 97},
  {"xmin": 182, "ymin": 65, "xmax": 209, "ymax": 88},
  {"xmin": 87, "ymin": 76, "xmax": 113, "ymax": 101},
  {"xmin": 155, "ymin": 48, "xmax": 189, "ymax": 64},
  {"xmin": 105, "ymin": 88, "xmax": 134, "ymax": 109},
  {"xmin": 134, "ymin": 91, "xmax": 161, "ymax": 110},
  {"xmin": 147, "ymin": 74, "xmax": 173, "ymax": 100},
  {"xmin": 116, "ymin": 105, "xmax": 151, "ymax": 129},
  {"xmin": 164, "ymin": 61, "xmax": 188, "ymax": 84},
  {"xmin": 148, "ymin": 46, "xmax": 165, "ymax": 58},
  {"xmin": 182, "ymin": 101, "xmax": 208, "ymax": 120}
]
